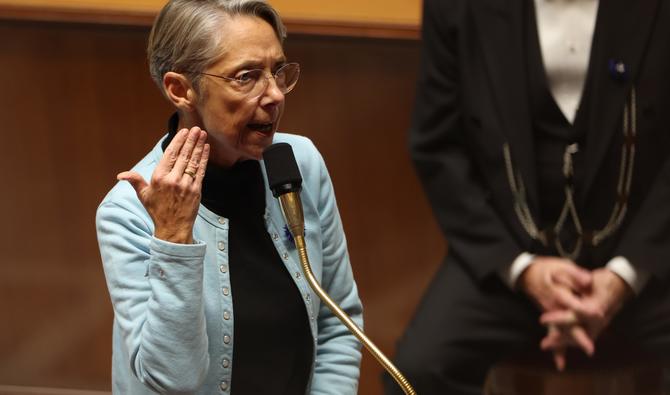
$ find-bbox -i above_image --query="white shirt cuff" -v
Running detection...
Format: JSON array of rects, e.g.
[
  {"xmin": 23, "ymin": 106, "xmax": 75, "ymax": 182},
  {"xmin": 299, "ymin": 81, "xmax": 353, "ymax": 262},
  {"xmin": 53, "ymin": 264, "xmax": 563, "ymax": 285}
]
[
  {"xmin": 499, "ymin": 252, "xmax": 535, "ymax": 289},
  {"xmin": 606, "ymin": 256, "xmax": 649, "ymax": 295}
]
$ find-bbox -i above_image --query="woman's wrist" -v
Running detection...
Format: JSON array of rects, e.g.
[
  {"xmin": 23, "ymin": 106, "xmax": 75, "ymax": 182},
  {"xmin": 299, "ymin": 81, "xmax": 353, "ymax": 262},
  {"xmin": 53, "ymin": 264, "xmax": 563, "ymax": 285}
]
[{"xmin": 154, "ymin": 227, "xmax": 194, "ymax": 244}]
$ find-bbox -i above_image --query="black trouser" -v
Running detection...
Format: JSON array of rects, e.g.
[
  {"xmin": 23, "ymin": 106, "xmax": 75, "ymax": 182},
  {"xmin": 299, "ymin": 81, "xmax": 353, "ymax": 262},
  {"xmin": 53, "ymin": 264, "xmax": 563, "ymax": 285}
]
[{"xmin": 383, "ymin": 255, "xmax": 670, "ymax": 395}]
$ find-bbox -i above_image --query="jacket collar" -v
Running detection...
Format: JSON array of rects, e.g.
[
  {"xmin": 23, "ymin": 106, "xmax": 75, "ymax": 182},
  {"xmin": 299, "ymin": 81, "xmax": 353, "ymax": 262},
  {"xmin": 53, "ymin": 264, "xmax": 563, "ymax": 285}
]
[{"xmin": 472, "ymin": 0, "xmax": 538, "ymax": 209}]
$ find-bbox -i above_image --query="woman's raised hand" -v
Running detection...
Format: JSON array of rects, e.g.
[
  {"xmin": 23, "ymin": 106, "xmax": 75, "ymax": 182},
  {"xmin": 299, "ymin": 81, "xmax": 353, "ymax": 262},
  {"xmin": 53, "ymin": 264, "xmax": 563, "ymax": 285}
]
[{"xmin": 118, "ymin": 127, "xmax": 210, "ymax": 244}]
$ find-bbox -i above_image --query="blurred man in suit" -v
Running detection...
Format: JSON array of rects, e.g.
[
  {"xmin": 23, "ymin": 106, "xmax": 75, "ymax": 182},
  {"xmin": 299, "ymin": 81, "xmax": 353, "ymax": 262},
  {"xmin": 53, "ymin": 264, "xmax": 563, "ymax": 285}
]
[{"xmin": 385, "ymin": 1, "xmax": 670, "ymax": 394}]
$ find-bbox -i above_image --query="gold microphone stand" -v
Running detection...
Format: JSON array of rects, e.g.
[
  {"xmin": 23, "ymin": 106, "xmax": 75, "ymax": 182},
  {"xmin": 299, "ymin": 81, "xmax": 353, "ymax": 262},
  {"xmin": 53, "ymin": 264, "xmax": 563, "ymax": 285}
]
[{"xmin": 279, "ymin": 193, "xmax": 416, "ymax": 395}]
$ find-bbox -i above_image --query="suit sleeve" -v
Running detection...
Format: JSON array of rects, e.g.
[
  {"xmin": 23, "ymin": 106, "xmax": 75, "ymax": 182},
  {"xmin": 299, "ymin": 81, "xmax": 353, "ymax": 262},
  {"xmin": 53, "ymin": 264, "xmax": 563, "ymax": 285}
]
[
  {"xmin": 613, "ymin": 155, "xmax": 670, "ymax": 281},
  {"xmin": 410, "ymin": 0, "xmax": 527, "ymax": 281}
]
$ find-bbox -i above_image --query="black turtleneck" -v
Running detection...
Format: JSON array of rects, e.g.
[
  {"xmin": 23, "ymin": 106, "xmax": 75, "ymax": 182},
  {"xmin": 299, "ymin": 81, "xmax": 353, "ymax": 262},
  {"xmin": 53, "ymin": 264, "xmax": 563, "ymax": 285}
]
[{"xmin": 162, "ymin": 114, "xmax": 313, "ymax": 394}]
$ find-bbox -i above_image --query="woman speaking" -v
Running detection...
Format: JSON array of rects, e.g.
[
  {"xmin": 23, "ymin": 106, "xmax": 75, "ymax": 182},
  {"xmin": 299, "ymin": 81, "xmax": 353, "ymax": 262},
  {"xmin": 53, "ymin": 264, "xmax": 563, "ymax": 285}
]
[{"xmin": 95, "ymin": 1, "xmax": 363, "ymax": 393}]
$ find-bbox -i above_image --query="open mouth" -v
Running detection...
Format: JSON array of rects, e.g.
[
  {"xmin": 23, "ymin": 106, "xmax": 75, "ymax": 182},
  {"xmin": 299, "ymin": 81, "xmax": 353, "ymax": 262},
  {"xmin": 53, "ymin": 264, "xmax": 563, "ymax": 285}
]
[{"xmin": 247, "ymin": 122, "xmax": 274, "ymax": 133}]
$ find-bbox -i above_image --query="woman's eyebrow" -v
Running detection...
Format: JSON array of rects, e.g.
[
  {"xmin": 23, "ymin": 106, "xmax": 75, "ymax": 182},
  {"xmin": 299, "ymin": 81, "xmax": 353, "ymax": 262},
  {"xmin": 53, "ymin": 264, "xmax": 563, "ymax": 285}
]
[{"xmin": 225, "ymin": 56, "xmax": 288, "ymax": 72}]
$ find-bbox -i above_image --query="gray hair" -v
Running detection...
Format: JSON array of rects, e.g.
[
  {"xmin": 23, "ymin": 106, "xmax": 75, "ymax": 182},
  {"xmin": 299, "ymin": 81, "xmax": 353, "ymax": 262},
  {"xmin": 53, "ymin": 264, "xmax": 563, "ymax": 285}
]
[{"xmin": 147, "ymin": 0, "xmax": 287, "ymax": 94}]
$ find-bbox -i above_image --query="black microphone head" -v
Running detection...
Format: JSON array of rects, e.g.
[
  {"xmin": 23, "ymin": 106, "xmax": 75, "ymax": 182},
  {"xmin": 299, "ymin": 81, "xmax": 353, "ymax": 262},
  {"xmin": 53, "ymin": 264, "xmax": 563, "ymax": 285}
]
[{"xmin": 263, "ymin": 142, "xmax": 303, "ymax": 197}]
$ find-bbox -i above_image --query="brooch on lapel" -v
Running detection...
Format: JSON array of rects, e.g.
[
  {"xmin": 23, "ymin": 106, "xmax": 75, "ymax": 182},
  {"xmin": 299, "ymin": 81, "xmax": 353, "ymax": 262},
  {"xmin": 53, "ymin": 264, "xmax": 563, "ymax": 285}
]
[
  {"xmin": 283, "ymin": 225, "xmax": 294, "ymax": 245},
  {"xmin": 283, "ymin": 224, "xmax": 306, "ymax": 247},
  {"xmin": 608, "ymin": 59, "xmax": 629, "ymax": 82}
]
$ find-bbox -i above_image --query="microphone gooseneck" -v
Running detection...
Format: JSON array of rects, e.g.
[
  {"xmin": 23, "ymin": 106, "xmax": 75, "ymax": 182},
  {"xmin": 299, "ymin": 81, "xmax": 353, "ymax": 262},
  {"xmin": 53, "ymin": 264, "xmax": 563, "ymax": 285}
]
[{"xmin": 262, "ymin": 143, "xmax": 416, "ymax": 395}]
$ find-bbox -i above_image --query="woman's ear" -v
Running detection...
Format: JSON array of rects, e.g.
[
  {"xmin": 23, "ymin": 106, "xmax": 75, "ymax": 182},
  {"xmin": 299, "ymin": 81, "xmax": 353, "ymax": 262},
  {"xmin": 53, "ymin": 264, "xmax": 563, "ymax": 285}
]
[{"xmin": 163, "ymin": 72, "xmax": 198, "ymax": 111}]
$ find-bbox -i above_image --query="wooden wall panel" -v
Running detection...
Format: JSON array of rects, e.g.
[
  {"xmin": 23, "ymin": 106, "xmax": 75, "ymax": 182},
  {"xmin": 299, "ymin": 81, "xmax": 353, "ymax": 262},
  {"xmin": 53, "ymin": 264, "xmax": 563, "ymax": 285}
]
[
  {"xmin": 0, "ymin": 20, "xmax": 444, "ymax": 394},
  {"xmin": 0, "ymin": 0, "xmax": 421, "ymax": 26},
  {"xmin": 0, "ymin": 20, "xmax": 172, "ymax": 391},
  {"xmin": 0, "ymin": 0, "xmax": 420, "ymax": 38}
]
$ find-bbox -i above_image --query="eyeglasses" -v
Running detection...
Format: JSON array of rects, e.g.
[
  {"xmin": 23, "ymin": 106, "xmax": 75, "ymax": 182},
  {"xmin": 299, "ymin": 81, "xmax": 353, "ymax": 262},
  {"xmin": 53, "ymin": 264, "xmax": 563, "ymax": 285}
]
[{"xmin": 198, "ymin": 62, "xmax": 300, "ymax": 99}]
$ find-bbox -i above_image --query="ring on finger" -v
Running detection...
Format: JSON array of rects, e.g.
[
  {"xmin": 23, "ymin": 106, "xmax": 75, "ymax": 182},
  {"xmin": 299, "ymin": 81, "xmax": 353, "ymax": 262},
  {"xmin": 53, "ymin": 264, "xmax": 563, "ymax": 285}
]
[{"xmin": 184, "ymin": 170, "xmax": 196, "ymax": 179}]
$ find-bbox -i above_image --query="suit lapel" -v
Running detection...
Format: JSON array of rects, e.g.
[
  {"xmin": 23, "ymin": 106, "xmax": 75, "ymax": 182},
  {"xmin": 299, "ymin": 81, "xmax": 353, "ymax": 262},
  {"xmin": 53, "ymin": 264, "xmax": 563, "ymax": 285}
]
[
  {"xmin": 579, "ymin": 0, "xmax": 661, "ymax": 202},
  {"xmin": 472, "ymin": 0, "xmax": 539, "ymax": 210}
]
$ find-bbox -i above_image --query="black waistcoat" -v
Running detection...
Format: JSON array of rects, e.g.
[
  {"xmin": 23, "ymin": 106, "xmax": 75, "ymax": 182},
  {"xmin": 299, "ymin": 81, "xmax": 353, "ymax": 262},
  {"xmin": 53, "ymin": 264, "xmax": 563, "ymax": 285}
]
[{"xmin": 525, "ymin": 1, "xmax": 595, "ymax": 260}]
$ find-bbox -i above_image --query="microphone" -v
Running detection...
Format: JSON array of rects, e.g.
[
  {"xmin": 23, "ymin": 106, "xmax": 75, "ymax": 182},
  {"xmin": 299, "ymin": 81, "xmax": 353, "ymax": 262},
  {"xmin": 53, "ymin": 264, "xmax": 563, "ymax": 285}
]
[
  {"xmin": 262, "ymin": 143, "xmax": 305, "ymax": 242},
  {"xmin": 262, "ymin": 143, "xmax": 416, "ymax": 395}
]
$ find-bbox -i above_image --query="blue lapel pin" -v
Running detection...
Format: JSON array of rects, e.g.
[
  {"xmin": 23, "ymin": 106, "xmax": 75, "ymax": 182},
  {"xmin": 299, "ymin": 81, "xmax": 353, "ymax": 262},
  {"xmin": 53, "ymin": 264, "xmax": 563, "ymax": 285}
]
[
  {"xmin": 608, "ymin": 59, "xmax": 629, "ymax": 82},
  {"xmin": 283, "ymin": 224, "xmax": 295, "ymax": 246},
  {"xmin": 282, "ymin": 225, "xmax": 306, "ymax": 247}
]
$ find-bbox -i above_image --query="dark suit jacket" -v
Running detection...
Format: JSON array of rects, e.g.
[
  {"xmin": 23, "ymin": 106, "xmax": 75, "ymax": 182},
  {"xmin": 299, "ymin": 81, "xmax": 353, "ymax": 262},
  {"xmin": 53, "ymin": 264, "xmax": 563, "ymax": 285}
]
[{"xmin": 411, "ymin": 0, "xmax": 670, "ymax": 283}]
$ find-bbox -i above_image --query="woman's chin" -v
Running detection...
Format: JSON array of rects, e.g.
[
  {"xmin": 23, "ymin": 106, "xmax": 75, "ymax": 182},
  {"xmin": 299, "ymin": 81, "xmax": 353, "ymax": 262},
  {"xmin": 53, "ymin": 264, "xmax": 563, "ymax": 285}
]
[
  {"xmin": 242, "ymin": 142, "xmax": 274, "ymax": 161},
  {"xmin": 249, "ymin": 130, "xmax": 276, "ymax": 151}
]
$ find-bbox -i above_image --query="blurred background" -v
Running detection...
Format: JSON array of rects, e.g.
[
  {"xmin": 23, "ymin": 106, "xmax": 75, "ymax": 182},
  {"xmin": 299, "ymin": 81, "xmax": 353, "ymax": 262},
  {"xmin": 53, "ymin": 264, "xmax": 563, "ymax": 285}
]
[{"xmin": 0, "ymin": 1, "xmax": 444, "ymax": 394}]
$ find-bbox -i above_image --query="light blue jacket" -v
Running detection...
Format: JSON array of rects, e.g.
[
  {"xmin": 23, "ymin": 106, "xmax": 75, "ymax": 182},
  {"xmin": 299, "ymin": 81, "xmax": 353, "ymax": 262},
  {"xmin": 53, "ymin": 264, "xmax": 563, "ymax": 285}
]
[{"xmin": 96, "ymin": 133, "xmax": 363, "ymax": 394}]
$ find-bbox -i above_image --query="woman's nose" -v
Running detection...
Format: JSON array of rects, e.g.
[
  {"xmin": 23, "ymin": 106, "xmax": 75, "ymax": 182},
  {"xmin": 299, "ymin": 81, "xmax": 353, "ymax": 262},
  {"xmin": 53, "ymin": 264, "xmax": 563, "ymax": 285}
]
[{"xmin": 260, "ymin": 76, "xmax": 285, "ymax": 104}]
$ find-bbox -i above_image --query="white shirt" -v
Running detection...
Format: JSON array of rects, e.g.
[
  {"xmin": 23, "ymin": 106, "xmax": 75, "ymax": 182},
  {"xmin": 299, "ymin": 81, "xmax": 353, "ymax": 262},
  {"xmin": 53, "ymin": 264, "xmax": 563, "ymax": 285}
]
[{"xmin": 535, "ymin": 0, "xmax": 598, "ymax": 123}]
